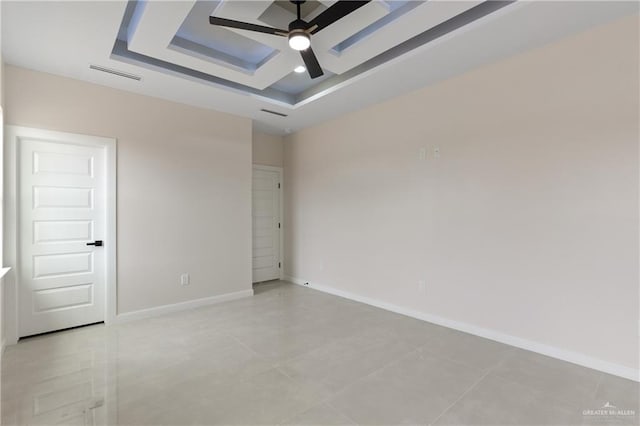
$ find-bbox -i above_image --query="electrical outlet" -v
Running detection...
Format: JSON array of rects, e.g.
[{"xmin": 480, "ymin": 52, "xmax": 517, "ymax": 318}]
[
  {"xmin": 180, "ymin": 273, "xmax": 190, "ymax": 286},
  {"xmin": 434, "ymin": 146, "xmax": 441, "ymax": 159},
  {"xmin": 418, "ymin": 147, "xmax": 427, "ymax": 161},
  {"xmin": 418, "ymin": 280, "xmax": 426, "ymax": 294}
]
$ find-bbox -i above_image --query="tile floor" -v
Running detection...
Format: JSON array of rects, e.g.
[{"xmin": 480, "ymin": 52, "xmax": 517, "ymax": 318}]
[{"xmin": 1, "ymin": 281, "xmax": 638, "ymax": 425}]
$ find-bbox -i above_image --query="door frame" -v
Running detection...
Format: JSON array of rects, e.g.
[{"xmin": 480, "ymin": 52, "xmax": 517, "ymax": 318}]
[
  {"xmin": 4, "ymin": 126, "xmax": 117, "ymax": 344},
  {"xmin": 252, "ymin": 164, "xmax": 283, "ymax": 281}
]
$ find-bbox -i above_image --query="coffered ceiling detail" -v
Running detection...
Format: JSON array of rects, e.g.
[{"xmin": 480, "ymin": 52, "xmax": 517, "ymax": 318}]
[
  {"xmin": 2, "ymin": 1, "xmax": 637, "ymax": 134},
  {"xmin": 112, "ymin": 0, "xmax": 506, "ymax": 106}
]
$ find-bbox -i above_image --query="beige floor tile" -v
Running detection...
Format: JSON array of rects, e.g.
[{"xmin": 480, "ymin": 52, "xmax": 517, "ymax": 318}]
[
  {"xmin": 191, "ymin": 368, "xmax": 331, "ymax": 425},
  {"xmin": 281, "ymin": 403, "xmax": 356, "ymax": 425},
  {"xmin": 582, "ymin": 374, "xmax": 639, "ymax": 426},
  {"xmin": 279, "ymin": 329, "xmax": 420, "ymax": 393},
  {"xmin": 592, "ymin": 374, "xmax": 639, "ymax": 411},
  {"xmin": 434, "ymin": 373, "xmax": 584, "ymax": 425},
  {"xmin": 2, "ymin": 281, "xmax": 632, "ymax": 426},
  {"xmin": 420, "ymin": 327, "xmax": 515, "ymax": 371},
  {"xmin": 491, "ymin": 349, "xmax": 603, "ymax": 406},
  {"xmin": 328, "ymin": 349, "xmax": 484, "ymax": 425}
]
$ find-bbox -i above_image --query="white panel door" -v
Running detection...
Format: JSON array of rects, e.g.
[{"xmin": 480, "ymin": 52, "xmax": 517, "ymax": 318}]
[
  {"xmin": 252, "ymin": 167, "xmax": 281, "ymax": 283},
  {"xmin": 18, "ymin": 137, "xmax": 106, "ymax": 337}
]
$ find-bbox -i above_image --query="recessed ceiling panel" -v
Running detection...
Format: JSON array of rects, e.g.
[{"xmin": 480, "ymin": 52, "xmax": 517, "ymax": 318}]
[
  {"xmin": 259, "ymin": 0, "xmax": 327, "ymax": 29},
  {"xmin": 113, "ymin": 0, "xmax": 515, "ymax": 106},
  {"xmin": 268, "ymin": 68, "xmax": 335, "ymax": 95},
  {"xmin": 331, "ymin": 1, "xmax": 423, "ymax": 53},
  {"xmin": 273, "ymin": 0, "xmax": 322, "ymax": 19},
  {"xmin": 4, "ymin": 0, "xmax": 637, "ymax": 134},
  {"xmin": 173, "ymin": 0, "xmax": 278, "ymax": 72}
]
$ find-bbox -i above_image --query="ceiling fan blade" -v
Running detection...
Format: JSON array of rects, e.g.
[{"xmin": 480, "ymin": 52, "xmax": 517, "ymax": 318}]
[
  {"xmin": 209, "ymin": 16, "xmax": 287, "ymax": 36},
  {"xmin": 307, "ymin": 1, "xmax": 370, "ymax": 34},
  {"xmin": 300, "ymin": 47, "xmax": 324, "ymax": 79}
]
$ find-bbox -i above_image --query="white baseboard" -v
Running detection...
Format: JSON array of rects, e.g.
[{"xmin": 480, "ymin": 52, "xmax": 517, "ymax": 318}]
[
  {"xmin": 114, "ymin": 288, "xmax": 254, "ymax": 324},
  {"xmin": 284, "ymin": 275, "xmax": 639, "ymax": 382}
]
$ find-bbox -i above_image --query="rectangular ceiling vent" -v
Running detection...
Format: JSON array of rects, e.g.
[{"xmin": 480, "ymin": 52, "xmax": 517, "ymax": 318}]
[
  {"xmin": 89, "ymin": 64, "xmax": 142, "ymax": 81},
  {"xmin": 260, "ymin": 109, "xmax": 288, "ymax": 117}
]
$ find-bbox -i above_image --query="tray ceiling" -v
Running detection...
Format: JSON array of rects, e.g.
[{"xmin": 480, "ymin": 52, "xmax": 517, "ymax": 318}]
[
  {"xmin": 2, "ymin": 1, "xmax": 638, "ymax": 134},
  {"xmin": 113, "ymin": 0, "xmax": 499, "ymax": 105}
]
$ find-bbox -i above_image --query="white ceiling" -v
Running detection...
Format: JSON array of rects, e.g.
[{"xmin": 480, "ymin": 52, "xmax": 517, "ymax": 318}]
[{"xmin": 2, "ymin": 1, "xmax": 637, "ymax": 135}]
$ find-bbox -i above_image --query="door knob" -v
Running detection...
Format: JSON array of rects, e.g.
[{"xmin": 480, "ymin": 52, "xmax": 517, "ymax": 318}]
[{"xmin": 86, "ymin": 240, "xmax": 103, "ymax": 247}]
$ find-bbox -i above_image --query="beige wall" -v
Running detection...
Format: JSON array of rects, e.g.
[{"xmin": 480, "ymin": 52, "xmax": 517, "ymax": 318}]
[
  {"xmin": 1, "ymin": 1, "xmax": 4, "ymax": 354},
  {"xmin": 4, "ymin": 66, "xmax": 253, "ymax": 314},
  {"xmin": 1, "ymin": 0, "xmax": 6, "ymax": 360},
  {"xmin": 284, "ymin": 15, "xmax": 639, "ymax": 372},
  {"xmin": 253, "ymin": 130, "xmax": 283, "ymax": 167},
  {"xmin": 0, "ymin": 61, "xmax": 4, "ymax": 108}
]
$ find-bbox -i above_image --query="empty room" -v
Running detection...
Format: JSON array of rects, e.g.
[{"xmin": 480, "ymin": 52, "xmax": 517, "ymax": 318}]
[{"xmin": 0, "ymin": 0, "xmax": 638, "ymax": 425}]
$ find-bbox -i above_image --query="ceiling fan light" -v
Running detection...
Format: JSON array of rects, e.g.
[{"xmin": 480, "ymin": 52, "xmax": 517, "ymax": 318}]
[{"xmin": 288, "ymin": 32, "xmax": 310, "ymax": 51}]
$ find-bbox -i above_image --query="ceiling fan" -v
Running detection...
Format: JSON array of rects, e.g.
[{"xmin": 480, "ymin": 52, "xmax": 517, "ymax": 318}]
[{"xmin": 209, "ymin": 0, "xmax": 370, "ymax": 79}]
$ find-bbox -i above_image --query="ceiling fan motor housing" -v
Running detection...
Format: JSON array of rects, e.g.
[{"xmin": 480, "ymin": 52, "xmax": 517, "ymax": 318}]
[
  {"xmin": 288, "ymin": 19, "xmax": 311, "ymax": 51},
  {"xmin": 288, "ymin": 19, "xmax": 308, "ymax": 32},
  {"xmin": 209, "ymin": 0, "xmax": 372, "ymax": 78}
]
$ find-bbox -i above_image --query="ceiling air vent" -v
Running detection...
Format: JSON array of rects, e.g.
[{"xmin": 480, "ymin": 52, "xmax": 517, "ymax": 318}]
[
  {"xmin": 260, "ymin": 109, "xmax": 288, "ymax": 117},
  {"xmin": 89, "ymin": 64, "xmax": 142, "ymax": 81}
]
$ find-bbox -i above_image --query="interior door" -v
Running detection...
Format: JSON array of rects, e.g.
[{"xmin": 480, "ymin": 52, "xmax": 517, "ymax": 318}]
[
  {"xmin": 18, "ymin": 136, "xmax": 107, "ymax": 337},
  {"xmin": 252, "ymin": 167, "xmax": 281, "ymax": 283}
]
